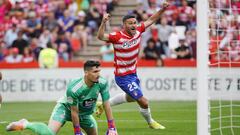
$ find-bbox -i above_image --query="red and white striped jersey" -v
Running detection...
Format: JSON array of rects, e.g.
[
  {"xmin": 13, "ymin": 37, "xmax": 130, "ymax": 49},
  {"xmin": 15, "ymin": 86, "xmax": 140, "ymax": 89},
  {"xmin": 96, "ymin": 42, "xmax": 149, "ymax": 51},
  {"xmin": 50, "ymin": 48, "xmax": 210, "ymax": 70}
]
[{"xmin": 108, "ymin": 22, "xmax": 145, "ymax": 76}]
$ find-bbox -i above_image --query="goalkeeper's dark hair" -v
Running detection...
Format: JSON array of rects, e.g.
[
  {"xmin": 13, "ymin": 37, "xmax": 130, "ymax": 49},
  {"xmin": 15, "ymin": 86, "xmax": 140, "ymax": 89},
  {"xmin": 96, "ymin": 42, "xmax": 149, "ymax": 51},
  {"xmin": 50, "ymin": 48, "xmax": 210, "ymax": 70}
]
[
  {"xmin": 84, "ymin": 60, "xmax": 101, "ymax": 71},
  {"xmin": 122, "ymin": 14, "xmax": 136, "ymax": 22}
]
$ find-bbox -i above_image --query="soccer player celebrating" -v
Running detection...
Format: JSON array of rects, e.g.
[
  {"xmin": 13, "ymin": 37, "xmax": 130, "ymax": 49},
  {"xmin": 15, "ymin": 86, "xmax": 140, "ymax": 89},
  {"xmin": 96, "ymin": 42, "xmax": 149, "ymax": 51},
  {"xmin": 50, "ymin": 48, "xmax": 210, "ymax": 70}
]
[
  {"xmin": 6, "ymin": 60, "xmax": 118, "ymax": 135},
  {"xmin": 96, "ymin": 1, "xmax": 169, "ymax": 130}
]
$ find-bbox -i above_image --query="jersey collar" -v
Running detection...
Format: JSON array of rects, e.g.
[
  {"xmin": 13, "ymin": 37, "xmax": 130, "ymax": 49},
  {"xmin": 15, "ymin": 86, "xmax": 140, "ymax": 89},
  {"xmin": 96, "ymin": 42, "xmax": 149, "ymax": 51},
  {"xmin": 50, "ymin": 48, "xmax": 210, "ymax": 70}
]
[{"xmin": 121, "ymin": 29, "xmax": 134, "ymax": 38}]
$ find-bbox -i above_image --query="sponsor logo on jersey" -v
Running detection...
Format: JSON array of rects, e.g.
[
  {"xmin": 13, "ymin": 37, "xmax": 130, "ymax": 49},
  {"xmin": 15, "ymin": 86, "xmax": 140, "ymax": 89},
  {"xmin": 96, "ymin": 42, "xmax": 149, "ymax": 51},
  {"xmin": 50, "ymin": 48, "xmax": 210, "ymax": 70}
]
[
  {"xmin": 123, "ymin": 39, "xmax": 138, "ymax": 48},
  {"xmin": 83, "ymin": 98, "xmax": 97, "ymax": 108}
]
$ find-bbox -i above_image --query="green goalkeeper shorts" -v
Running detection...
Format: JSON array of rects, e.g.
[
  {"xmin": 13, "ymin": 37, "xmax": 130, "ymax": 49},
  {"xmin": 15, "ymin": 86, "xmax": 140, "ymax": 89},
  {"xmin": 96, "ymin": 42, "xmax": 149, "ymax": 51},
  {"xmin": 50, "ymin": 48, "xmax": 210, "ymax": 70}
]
[{"xmin": 50, "ymin": 103, "xmax": 97, "ymax": 128}]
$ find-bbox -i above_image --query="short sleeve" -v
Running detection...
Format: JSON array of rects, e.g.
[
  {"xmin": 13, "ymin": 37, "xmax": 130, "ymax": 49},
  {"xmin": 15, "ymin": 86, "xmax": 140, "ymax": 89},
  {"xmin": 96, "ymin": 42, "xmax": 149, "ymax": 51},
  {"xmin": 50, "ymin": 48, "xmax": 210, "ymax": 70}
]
[
  {"xmin": 108, "ymin": 32, "xmax": 121, "ymax": 44},
  {"xmin": 66, "ymin": 84, "xmax": 78, "ymax": 106},
  {"xmin": 137, "ymin": 22, "xmax": 146, "ymax": 33},
  {"xmin": 99, "ymin": 79, "xmax": 110, "ymax": 102}
]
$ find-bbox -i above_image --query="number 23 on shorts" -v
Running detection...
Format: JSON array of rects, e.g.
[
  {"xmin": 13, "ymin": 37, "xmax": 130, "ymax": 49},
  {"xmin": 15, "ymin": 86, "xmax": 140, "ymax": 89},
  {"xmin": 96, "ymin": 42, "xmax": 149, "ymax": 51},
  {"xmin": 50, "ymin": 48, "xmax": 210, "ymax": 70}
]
[{"xmin": 127, "ymin": 82, "xmax": 138, "ymax": 91}]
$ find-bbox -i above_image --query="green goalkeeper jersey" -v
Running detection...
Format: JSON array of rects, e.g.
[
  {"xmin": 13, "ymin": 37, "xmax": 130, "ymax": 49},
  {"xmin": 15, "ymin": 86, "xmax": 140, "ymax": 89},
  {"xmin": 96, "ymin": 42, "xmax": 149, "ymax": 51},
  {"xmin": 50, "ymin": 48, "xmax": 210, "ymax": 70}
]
[{"xmin": 58, "ymin": 76, "xmax": 110, "ymax": 116}]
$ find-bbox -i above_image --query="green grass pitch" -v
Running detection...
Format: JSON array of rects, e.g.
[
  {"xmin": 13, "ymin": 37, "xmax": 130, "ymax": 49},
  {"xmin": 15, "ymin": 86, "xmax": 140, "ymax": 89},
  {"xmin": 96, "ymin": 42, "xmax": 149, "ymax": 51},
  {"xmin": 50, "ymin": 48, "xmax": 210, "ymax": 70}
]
[{"xmin": 0, "ymin": 101, "xmax": 239, "ymax": 135}]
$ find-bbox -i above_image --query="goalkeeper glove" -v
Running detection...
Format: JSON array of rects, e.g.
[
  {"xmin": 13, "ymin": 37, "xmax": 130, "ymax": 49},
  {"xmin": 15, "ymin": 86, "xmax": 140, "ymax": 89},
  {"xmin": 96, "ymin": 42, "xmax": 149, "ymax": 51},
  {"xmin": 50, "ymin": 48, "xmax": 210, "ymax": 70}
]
[
  {"xmin": 106, "ymin": 128, "xmax": 118, "ymax": 135},
  {"xmin": 106, "ymin": 119, "xmax": 118, "ymax": 135},
  {"xmin": 75, "ymin": 133, "xmax": 83, "ymax": 135},
  {"xmin": 74, "ymin": 125, "xmax": 84, "ymax": 135}
]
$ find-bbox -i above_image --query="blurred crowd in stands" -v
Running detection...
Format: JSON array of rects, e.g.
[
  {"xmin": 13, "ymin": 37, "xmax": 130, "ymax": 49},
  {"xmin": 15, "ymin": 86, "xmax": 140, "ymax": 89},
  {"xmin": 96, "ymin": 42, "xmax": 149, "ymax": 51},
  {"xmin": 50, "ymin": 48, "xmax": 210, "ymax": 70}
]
[
  {"xmin": 0, "ymin": 0, "xmax": 238, "ymax": 67},
  {"xmin": 0, "ymin": 0, "xmax": 118, "ymax": 65},
  {"xmin": 135, "ymin": 0, "xmax": 197, "ymax": 66},
  {"xmin": 209, "ymin": 0, "xmax": 240, "ymax": 62}
]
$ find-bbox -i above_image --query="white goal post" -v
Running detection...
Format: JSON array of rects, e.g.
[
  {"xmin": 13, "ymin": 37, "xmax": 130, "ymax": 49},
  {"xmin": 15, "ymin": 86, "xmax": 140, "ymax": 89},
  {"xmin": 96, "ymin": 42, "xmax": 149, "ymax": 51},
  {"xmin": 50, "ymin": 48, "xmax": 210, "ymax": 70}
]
[
  {"xmin": 197, "ymin": 0, "xmax": 210, "ymax": 135},
  {"xmin": 197, "ymin": 0, "xmax": 240, "ymax": 135}
]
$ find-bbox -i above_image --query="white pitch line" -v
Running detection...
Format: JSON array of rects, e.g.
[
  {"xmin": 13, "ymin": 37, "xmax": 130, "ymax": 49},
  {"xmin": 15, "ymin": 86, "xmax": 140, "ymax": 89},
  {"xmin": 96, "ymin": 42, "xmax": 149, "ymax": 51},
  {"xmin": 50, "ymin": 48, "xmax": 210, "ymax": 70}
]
[
  {"xmin": 97, "ymin": 119, "xmax": 196, "ymax": 123},
  {"xmin": 0, "ymin": 119, "xmax": 196, "ymax": 125},
  {"xmin": 2, "ymin": 119, "xmax": 238, "ymax": 125},
  {"xmin": 0, "ymin": 121, "xmax": 8, "ymax": 124},
  {"xmin": 0, "ymin": 108, "xmax": 195, "ymax": 113}
]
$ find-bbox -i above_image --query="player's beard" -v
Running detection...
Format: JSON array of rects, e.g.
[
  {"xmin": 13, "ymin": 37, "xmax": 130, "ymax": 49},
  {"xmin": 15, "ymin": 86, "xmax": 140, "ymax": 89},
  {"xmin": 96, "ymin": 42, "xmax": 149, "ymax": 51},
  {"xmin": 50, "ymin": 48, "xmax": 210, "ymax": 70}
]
[
  {"xmin": 92, "ymin": 79, "xmax": 99, "ymax": 83},
  {"xmin": 130, "ymin": 27, "xmax": 136, "ymax": 36},
  {"xmin": 92, "ymin": 77, "xmax": 99, "ymax": 83}
]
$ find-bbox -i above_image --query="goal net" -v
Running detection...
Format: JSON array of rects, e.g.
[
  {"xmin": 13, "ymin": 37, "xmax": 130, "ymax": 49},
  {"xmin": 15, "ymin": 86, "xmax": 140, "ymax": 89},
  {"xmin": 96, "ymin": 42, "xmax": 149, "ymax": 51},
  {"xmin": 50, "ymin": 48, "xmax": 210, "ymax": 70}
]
[{"xmin": 198, "ymin": 0, "xmax": 240, "ymax": 135}]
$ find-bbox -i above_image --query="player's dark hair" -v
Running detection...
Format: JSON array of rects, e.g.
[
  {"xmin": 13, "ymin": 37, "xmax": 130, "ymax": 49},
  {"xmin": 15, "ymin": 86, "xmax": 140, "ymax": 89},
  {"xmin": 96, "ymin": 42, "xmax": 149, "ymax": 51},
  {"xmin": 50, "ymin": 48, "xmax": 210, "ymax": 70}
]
[
  {"xmin": 122, "ymin": 14, "xmax": 136, "ymax": 22},
  {"xmin": 84, "ymin": 60, "xmax": 101, "ymax": 71}
]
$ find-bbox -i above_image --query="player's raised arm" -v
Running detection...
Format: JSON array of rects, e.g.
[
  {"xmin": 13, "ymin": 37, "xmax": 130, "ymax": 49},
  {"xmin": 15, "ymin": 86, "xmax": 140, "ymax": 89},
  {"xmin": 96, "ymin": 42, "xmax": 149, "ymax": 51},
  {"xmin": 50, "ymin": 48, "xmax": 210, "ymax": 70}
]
[
  {"xmin": 144, "ymin": 1, "xmax": 169, "ymax": 29},
  {"xmin": 97, "ymin": 13, "xmax": 111, "ymax": 42}
]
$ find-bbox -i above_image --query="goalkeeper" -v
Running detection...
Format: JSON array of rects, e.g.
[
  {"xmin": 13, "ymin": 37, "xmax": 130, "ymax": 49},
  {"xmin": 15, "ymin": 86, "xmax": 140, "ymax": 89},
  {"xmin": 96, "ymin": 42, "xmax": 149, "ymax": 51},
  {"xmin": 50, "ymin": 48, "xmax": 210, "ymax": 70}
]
[{"xmin": 6, "ymin": 60, "xmax": 118, "ymax": 135}]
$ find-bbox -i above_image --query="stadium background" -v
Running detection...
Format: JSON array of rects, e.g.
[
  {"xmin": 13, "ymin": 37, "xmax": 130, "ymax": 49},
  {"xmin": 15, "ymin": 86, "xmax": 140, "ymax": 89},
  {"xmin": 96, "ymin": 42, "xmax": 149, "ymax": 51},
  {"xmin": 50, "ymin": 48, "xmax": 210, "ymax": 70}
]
[{"xmin": 0, "ymin": 0, "xmax": 240, "ymax": 135}]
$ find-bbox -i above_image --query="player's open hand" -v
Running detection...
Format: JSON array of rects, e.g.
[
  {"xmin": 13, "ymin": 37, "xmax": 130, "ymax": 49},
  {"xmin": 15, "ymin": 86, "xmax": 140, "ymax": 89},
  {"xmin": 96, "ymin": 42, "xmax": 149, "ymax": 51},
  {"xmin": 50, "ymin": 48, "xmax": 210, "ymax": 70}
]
[
  {"xmin": 102, "ymin": 13, "xmax": 111, "ymax": 23},
  {"xmin": 106, "ymin": 128, "xmax": 118, "ymax": 135}
]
